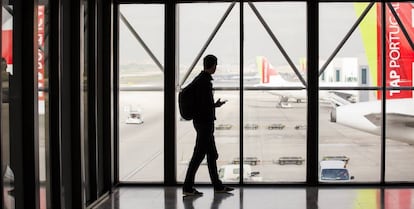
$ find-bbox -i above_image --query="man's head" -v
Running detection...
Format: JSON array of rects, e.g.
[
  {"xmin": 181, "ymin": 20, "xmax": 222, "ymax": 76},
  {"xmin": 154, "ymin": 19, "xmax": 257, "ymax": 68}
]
[{"xmin": 203, "ymin": 54, "xmax": 217, "ymax": 74}]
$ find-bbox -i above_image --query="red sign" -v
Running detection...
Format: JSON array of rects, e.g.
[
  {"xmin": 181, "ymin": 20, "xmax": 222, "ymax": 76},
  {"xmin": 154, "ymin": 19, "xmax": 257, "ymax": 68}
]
[
  {"xmin": 38, "ymin": 6, "xmax": 45, "ymax": 101},
  {"xmin": 1, "ymin": 30, "xmax": 12, "ymax": 64},
  {"xmin": 377, "ymin": 3, "xmax": 414, "ymax": 99}
]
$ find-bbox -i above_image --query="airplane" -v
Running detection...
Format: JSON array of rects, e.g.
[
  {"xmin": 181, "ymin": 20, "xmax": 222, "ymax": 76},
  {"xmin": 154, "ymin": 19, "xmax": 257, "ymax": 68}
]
[
  {"xmin": 330, "ymin": 98, "xmax": 414, "ymax": 145},
  {"xmin": 253, "ymin": 56, "xmax": 358, "ymax": 107}
]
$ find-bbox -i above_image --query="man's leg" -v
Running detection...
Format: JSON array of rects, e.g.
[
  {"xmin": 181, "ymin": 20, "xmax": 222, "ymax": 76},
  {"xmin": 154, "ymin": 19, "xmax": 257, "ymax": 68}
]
[
  {"xmin": 205, "ymin": 128, "xmax": 223, "ymax": 189},
  {"xmin": 207, "ymin": 154, "xmax": 234, "ymax": 192},
  {"xmin": 183, "ymin": 144, "xmax": 205, "ymax": 191},
  {"xmin": 206, "ymin": 151, "xmax": 222, "ymax": 189},
  {"xmin": 183, "ymin": 123, "xmax": 207, "ymax": 192},
  {"xmin": 206, "ymin": 135, "xmax": 234, "ymax": 193}
]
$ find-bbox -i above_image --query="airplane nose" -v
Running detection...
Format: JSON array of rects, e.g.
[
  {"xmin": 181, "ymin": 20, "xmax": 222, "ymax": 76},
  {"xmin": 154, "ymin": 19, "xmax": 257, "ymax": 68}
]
[{"xmin": 330, "ymin": 108, "xmax": 336, "ymax": 122}]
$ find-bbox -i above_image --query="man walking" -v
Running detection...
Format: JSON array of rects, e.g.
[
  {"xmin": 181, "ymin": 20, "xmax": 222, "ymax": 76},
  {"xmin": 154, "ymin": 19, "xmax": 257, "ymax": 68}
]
[{"xmin": 183, "ymin": 54, "xmax": 234, "ymax": 196}]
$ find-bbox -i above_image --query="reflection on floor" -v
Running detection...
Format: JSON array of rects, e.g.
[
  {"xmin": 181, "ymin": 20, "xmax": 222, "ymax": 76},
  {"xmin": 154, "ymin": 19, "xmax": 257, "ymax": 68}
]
[{"xmin": 93, "ymin": 186, "xmax": 414, "ymax": 209}]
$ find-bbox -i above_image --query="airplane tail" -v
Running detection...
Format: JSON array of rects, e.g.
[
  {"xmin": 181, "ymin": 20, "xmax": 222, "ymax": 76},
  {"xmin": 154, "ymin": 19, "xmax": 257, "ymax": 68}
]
[{"xmin": 256, "ymin": 56, "xmax": 287, "ymax": 84}]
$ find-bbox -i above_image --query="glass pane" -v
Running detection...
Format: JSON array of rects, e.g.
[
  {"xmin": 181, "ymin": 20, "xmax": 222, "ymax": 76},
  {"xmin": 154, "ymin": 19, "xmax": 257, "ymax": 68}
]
[
  {"xmin": 319, "ymin": 2, "xmax": 386, "ymax": 183},
  {"xmin": 1, "ymin": 3, "xmax": 14, "ymax": 208},
  {"xmin": 385, "ymin": 90, "xmax": 414, "ymax": 182},
  {"xmin": 38, "ymin": 3, "xmax": 48, "ymax": 209},
  {"xmin": 382, "ymin": 2, "xmax": 414, "ymax": 182},
  {"xmin": 320, "ymin": 90, "xmax": 381, "ymax": 183},
  {"xmin": 320, "ymin": 3, "xmax": 378, "ymax": 88},
  {"xmin": 177, "ymin": 3, "xmax": 240, "ymax": 183},
  {"xmin": 119, "ymin": 4, "xmax": 164, "ymax": 182},
  {"xmin": 244, "ymin": 2, "xmax": 307, "ymax": 182}
]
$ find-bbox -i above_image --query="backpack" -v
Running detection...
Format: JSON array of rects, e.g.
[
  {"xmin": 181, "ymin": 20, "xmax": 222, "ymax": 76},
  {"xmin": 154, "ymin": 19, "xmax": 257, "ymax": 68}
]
[{"xmin": 178, "ymin": 78, "xmax": 199, "ymax": 120}]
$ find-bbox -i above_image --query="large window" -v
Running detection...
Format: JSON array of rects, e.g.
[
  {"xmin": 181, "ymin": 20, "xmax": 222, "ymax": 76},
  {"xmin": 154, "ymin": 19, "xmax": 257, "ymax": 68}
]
[
  {"xmin": 243, "ymin": 2, "xmax": 307, "ymax": 182},
  {"xmin": 118, "ymin": 4, "xmax": 164, "ymax": 182},
  {"xmin": 176, "ymin": 2, "xmax": 240, "ymax": 183},
  {"xmin": 319, "ymin": 2, "xmax": 414, "ymax": 183},
  {"xmin": 117, "ymin": 1, "xmax": 414, "ymax": 185},
  {"xmin": 319, "ymin": 2, "xmax": 382, "ymax": 183}
]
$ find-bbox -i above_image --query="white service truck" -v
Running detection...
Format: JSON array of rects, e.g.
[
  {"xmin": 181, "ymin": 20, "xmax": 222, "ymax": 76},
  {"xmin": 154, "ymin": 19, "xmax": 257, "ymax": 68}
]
[
  {"xmin": 319, "ymin": 160, "xmax": 354, "ymax": 183},
  {"xmin": 218, "ymin": 164, "xmax": 262, "ymax": 182}
]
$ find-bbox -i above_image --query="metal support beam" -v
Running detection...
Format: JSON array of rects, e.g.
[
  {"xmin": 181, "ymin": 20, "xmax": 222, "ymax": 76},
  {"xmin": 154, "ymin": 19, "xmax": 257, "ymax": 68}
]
[
  {"xmin": 113, "ymin": 2, "xmax": 120, "ymax": 186},
  {"xmin": 11, "ymin": 0, "xmax": 40, "ymax": 208},
  {"xmin": 49, "ymin": 0, "xmax": 64, "ymax": 207},
  {"xmin": 380, "ymin": 2, "xmax": 386, "ymax": 185},
  {"xmin": 306, "ymin": 0, "xmax": 318, "ymax": 186},
  {"xmin": 239, "ymin": 0, "xmax": 243, "ymax": 185},
  {"xmin": 61, "ymin": 0, "xmax": 85, "ymax": 207},
  {"xmin": 164, "ymin": 0, "xmax": 177, "ymax": 185}
]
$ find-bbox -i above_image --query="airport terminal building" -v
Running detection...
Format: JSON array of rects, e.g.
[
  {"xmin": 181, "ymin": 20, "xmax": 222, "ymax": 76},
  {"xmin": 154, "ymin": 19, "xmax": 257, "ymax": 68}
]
[{"xmin": 1, "ymin": 0, "xmax": 414, "ymax": 209}]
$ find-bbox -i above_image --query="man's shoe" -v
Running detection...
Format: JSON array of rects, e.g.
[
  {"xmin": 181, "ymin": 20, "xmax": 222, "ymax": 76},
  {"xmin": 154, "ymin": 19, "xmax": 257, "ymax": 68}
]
[
  {"xmin": 183, "ymin": 188, "xmax": 203, "ymax": 196},
  {"xmin": 214, "ymin": 186, "xmax": 234, "ymax": 193}
]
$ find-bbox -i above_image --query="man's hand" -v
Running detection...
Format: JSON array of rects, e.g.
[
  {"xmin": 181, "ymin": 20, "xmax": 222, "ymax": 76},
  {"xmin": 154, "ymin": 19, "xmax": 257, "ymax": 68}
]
[{"xmin": 215, "ymin": 98, "xmax": 227, "ymax": 107}]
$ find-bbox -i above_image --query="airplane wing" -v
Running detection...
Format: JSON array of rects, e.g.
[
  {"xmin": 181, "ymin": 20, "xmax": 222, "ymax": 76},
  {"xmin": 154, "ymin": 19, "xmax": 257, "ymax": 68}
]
[
  {"xmin": 364, "ymin": 113, "xmax": 414, "ymax": 127},
  {"xmin": 324, "ymin": 91, "xmax": 354, "ymax": 107},
  {"xmin": 330, "ymin": 91, "xmax": 355, "ymax": 102}
]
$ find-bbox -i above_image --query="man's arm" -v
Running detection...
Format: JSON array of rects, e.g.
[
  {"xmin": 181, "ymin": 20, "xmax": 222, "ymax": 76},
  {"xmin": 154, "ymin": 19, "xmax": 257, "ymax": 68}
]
[{"xmin": 214, "ymin": 98, "xmax": 227, "ymax": 107}]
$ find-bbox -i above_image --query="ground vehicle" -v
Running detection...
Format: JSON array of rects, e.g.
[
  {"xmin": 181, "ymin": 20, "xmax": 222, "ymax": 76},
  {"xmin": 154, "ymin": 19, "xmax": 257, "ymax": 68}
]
[
  {"xmin": 277, "ymin": 156, "xmax": 305, "ymax": 165},
  {"xmin": 125, "ymin": 111, "xmax": 144, "ymax": 124},
  {"xmin": 218, "ymin": 164, "xmax": 262, "ymax": 182},
  {"xmin": 267, "ymin": 123, "xmax": 285, "ymax": 130},
  {"xmin": 319, "ymin": 160, "xmax": 354, "ymax": 183},
  {"xmin": 244, "ymin": 123, "xmax": 259, "ymax": 130},
  {"xmin": 232, "ymin": 157, "xmax": 260, "ymax": 165},
  {"xmin": 322, "ymin": 155, "xmax": 350, "ymax": 164},
  {"xmin": 215, "ymin": 123, "xmax": 232, "ymax": 130}
]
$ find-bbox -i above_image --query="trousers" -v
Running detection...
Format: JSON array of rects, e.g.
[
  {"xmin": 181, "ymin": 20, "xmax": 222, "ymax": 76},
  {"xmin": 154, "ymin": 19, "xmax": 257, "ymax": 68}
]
[{"xmin": 183, "ymin": 121, "xmax": 223, "ymax": 190}]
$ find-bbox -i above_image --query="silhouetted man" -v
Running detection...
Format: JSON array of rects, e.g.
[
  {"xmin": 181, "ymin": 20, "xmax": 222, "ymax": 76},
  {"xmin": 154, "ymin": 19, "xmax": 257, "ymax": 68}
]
[{"xmin": 183, "ymin": 54, "xmax": 234, "ymax": 196}]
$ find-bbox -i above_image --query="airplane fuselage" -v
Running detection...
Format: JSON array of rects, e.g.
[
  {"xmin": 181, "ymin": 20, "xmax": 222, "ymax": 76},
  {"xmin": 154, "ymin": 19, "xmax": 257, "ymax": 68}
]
[{"xmin": 333, "ymin": 98, "xmax": 414, "ymax": 145}]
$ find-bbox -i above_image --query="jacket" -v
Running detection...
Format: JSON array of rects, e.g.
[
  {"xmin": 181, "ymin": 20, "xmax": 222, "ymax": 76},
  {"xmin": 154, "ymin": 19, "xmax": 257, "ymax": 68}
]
[{"xmin": 193, "ymin": 71, "xmax": 216, "ymax": 123}]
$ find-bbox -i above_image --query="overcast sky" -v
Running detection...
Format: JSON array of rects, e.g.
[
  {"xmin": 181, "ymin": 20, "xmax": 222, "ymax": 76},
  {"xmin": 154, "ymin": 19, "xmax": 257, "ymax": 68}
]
[{"xmin": 119, "ymin": 2, "xmax": 367, "ymax": 75}]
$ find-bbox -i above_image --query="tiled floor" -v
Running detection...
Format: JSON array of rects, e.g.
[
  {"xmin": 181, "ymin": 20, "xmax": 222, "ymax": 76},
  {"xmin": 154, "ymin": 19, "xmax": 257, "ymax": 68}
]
[{"xmin": 94, "ymin": 186, "xmax": 414, "ymax": 209}]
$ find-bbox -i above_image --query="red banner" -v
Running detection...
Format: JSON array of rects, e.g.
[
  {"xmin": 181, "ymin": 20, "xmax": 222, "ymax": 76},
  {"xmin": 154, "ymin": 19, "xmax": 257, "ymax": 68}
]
[
  {"xmin": 38, "ymin": 6, "xmax": 45, "ymax": 101},
  {"xmin": 1, "ymin": 30, "xmax": 12, "ymax": 64},
  {"xmin": 377, "ymin": 3, "xmax": 414, "ymax": 99}
]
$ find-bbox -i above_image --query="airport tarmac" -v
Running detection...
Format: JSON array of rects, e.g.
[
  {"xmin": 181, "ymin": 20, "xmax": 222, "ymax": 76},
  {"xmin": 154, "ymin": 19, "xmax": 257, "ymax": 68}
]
[{"xmin": 119, "ymin": 90, "xmax": 414, "ymax": 183}]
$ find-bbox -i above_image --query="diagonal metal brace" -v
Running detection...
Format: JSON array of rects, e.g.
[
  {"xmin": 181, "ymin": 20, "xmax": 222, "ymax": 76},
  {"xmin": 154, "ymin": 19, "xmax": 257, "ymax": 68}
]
[
  {"xmin": 120, "ymin": 12, "xmax": 164, "ymax": 72},
  {"xmin": 248, "ymin": 1, "xmax": 307, "ymax": 87},
  {"xmin": 318, "ymin": 2, "xmax": 374, "ymax": 77},
  {"xmin": 180, "ymin": 1, "xmax": 236, "ymax": 86},
  {"xmin": 386, "ymin": 2, "xmax": 414, "ymax": 51}
]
